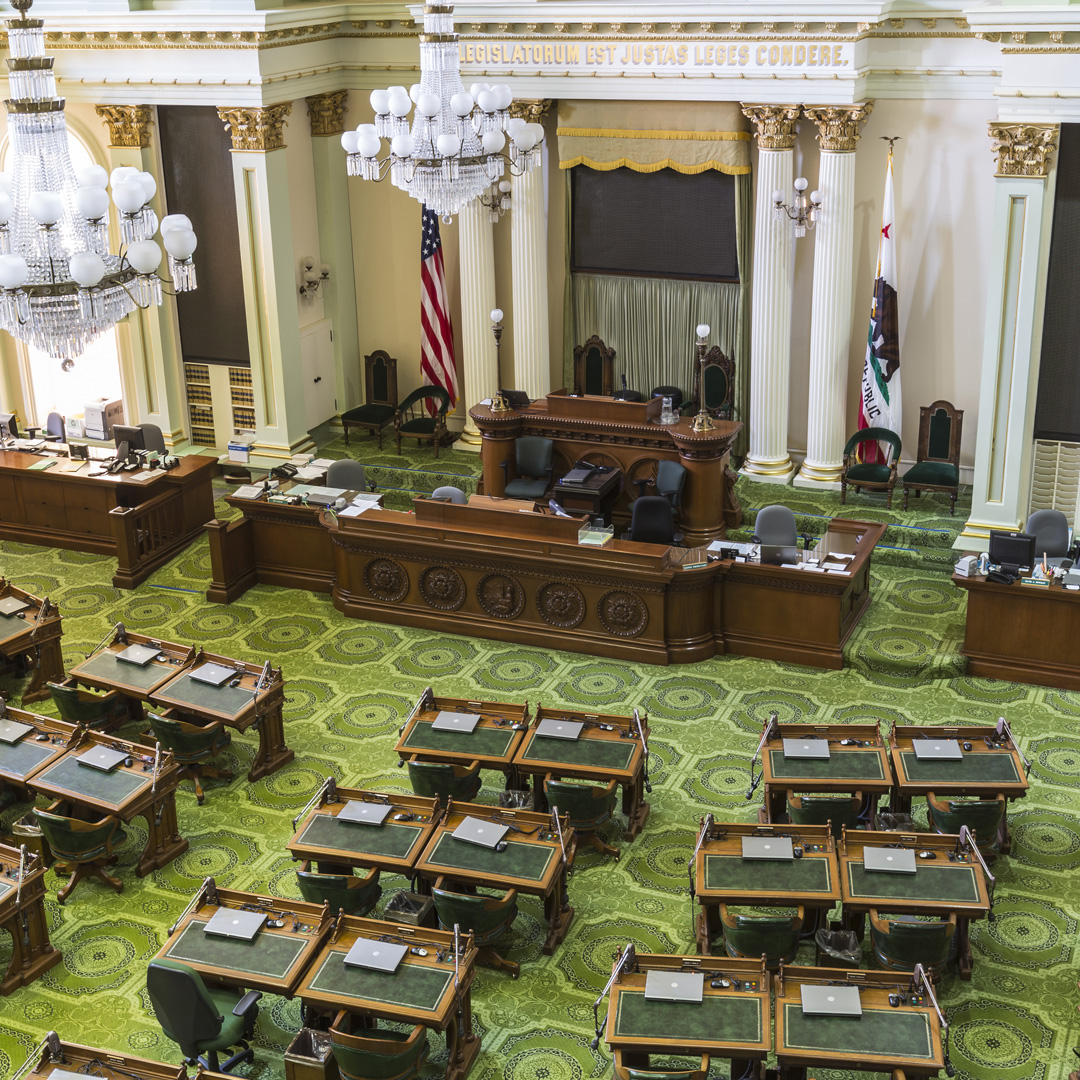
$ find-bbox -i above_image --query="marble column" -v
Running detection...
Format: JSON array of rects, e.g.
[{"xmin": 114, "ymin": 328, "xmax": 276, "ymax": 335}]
[
  {"xmin": 96, "ymin": 104, "xmax": 188, "ymax": 447},
  {"xmin": 740, "ymin": 105, "xmax": 801, "ymax": 483},
  {"xmin": 795, "ymin": 104, "xmax": 873, "ymax": 490},
  {"xmin": 957, "ymin": 123, "xmax": 1060, "ymax": 551},
  {"xmin": 219, "ymin": 103, "xmax": 314, "ymax": 460},
  {"xmin": 510, "ymin": 100, "xmax": 553, "ymax": 400},
  {"xmin": 457, "ymin": 198, "xmax": 498, "ymax": 448}
]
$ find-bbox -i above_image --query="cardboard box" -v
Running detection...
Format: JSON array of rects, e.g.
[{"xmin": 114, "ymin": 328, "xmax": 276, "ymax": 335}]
[
  {"xmin": 64, "ymin": 414, "xmax": 85, "ymax": 439},
  {"xmin": 228, "ymin": 433, "xmax": 256, "ymax": 463}
]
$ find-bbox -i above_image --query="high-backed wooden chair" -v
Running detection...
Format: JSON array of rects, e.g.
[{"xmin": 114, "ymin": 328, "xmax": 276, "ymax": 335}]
[
  {"xmin": 687, "ymin": 345, "xmax": 735, "ymax": 420},
  {"xmin": 841, "ymin": 427, "xmax": 902, "ymax": 509},
  {"xmin": 573, "ymin": 336, "xmax": 615, "ymax": 397},
  {"xmin": 902, "ymin": 400, "xmax": 964, "ymax": 515},
  {"xmin": 341, "ymin": 350, "xmax": 399, "ymax": 448}
]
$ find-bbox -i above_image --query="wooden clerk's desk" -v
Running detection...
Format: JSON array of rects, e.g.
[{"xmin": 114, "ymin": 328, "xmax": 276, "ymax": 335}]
[
  {"xmin": 0, "ymin": 579, "xmax": 63, "ymax": 704},
  {"xmin": 470, "ymin": 391, "xmax": 742, "ymax": 545},
  {"xmin": 0, "ymin": 840, "xmax": 62, "ymax": 994},
  {"xmin": 18, "ymin": 1037, "xmax": 186, "ymax": 1080}
]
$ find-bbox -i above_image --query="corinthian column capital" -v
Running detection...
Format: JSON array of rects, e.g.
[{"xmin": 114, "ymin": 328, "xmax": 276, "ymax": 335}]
[
  {"xmin": 217, "ymin": 103, "xmax": 293, "ymax": 152},
  {"xmin": 95, "ymin": 104, "xmax": 154, "ymax": 149},
  {"xmin": 988, "ymin": 123, "xmax": 1059, "ymax": 178},
  {"xmin": 803, "ymin": 103, "xmax": 873, "ymax": 152},
  {"xmin": 740, "ymin": 104, "xmax": 801, "ymax": 150}
]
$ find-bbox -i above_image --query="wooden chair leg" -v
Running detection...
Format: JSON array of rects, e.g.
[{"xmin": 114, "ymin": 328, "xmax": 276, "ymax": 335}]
[
  {"xmin": 903, "ymin": 488, "xmax": 909, "ymax": 510},
  {"xmin": 886, "ymin": 487, "xmax": 893, "ymax": 510},
  {"xmin": 840, "ymin": 482, "xmax": 847, "ymax": 505},
  {"xmin": 344, "ymin": 426, "xmax": 350, "ymax": 446},
  {"xmin": 585, "ymin": 833, "xmax": 621, "ymax": 859},
  {"xmin": 377, "ymin": 427, "xmax": 383, "ymax": 450},
  {"xmin": 477, "ymin": 946, "xmax": 520, "ymax": 979},
  {"xmin": 57, "ymin": 860, "xmax": 124, "ymax": 905}
]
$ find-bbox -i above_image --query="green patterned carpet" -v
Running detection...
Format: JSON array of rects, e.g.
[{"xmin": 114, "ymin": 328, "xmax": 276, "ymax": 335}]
[{"xmin": 0, "ymin": 450, "xmax": 1076, "ymax": 1080}]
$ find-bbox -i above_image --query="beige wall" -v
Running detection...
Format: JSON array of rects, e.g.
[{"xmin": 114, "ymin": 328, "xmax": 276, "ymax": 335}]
[{"xmin": 286, "ymin": 102, "xmax": 327, "ymax": 331}]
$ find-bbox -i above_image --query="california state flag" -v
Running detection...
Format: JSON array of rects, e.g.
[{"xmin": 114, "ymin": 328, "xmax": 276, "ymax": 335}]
[{"xmin": 859, "ymin": 151, "xmax": 902, "ymax": 463}]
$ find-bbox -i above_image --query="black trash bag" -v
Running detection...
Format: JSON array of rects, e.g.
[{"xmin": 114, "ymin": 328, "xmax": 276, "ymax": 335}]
[
  {"xmin": 815, "ymin": 928, "xmax": 861, "ymax": 965},
  {"xmin": 875, "ymin": 811, "xmax": 915, "ymax": 831}
]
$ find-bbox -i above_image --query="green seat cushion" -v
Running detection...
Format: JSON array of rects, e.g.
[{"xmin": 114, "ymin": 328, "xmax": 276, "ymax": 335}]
[
  {"xmin": 200, "ymin": 987, "xmax": 249, "ymax": 1052},
  {"xmin": 903, "ymin": 461, "xmax": 958, "ymax": 486},
  {"xmin": 846, "ymin": 463, "xmax": 892, "ymax": 484},
  {"xmin": 343, "ymin": 404, "xmax": 395, "ymax": 425},
  {"xmin": 400, "ymin": 419, "xmax": 438, "ymax": 435},
  {"xmin": 505, "ymin": 479, "xmax": 548, "ymax": 499}
]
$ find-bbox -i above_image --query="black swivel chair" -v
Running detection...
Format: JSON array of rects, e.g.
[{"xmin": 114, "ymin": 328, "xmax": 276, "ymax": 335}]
[
  {"xmin": 1025, "ymin": 509, "xmax": 1075, "ymax": 568},
  {"xmin": 622, "ymin": 496, "xmax": 675, "ymax": 545}
]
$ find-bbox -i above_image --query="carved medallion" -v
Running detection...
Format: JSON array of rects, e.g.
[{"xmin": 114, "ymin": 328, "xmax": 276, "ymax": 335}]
[
  {"xmin": 537, "ymin": 582, "xmax": 585, "ymax": 628},
  {"xmin": 420, "ymin": 565, "xmax": 466, "ymax": 611},
  {"xmin": 597, "ymin": 590, "xmax": 648, "ymax": 637},
  {"xmin": 363, "ymin": 558, "xmax": 409, "ymax": 602},
  {"xmin": 477, "ymin": 573, "xmax": 525, "ymax": 619}
]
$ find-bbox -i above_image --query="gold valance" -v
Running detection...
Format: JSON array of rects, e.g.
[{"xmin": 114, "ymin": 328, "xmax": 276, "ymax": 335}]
[{"xmin": 557, "ymin": 99, "xmax": 751, "ymax": 175}]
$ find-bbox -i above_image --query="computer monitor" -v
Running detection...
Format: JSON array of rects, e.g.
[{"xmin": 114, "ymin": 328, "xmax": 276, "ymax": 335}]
[
  {"xmin": 989, "ymin": 529, "xmax": 1036, "ymax": 574},
  {"xmin": 0, "ymin": 413, "xmax": 19, "ymax": 439},
  {"xmin": 112, "ymin": 425, "xmax": 145, "ymax": 452}
]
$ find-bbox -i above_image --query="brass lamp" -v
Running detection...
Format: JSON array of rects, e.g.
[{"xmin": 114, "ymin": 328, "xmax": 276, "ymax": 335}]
[{"xmin": 691, "ymin": 323, "xmax": 715, "ymax": 433}]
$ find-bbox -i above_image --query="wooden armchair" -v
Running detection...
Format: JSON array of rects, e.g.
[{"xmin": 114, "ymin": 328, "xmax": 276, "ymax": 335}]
[
  {"xmin": 902, "ymin": 400, "xmax": 964, "ymax": 515},
  {"xmin": 841, "ymin": 427, "xmax": 902, "ymax": 509},
  {"xmin": 572, "ymin": 335, "xmax": 615, "ymax": 397},
  {"xmin": 341, "ymin": 350, "xmax": 398, "ymax": 448},
  {"xmin": 395, "ymin": 385, "xmax": 451, "ymax": 457},
  {"xmin": 686, "ymin": 345, "xmax": 735, "ymax": 420}
]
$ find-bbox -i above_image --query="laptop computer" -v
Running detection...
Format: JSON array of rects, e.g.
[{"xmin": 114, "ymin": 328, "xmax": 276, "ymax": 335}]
[
  {"xmin": 343, "ymin": 937, "xmax": 409, "ymax": 972},
  {"xmin": 116, "ymin": 642, "xmax": 162, "ymax": 666},
  {"xmin": 0, "ymin": 718, "xmax": 32, "ymax": 744},
  {"xmin": 536, "ymin": 718, "xmax": 584, "ymax": 740},
  {"xmin": 0, "ymin": 596, "xmax": 29, "ymax": 616},
  {"xmin": 782, "ymin": 738, "xmax": 831, "ymax": 760},
  {"xmin": 76, "ymin": 746, "xmax": 129, "ymax": 773},
  {"xmin": 189, "ymin": 662, "xmax": 236, "ymax": 687},
  {"xmin": 761, "ymin": 544, "xmax": 801, "ymax": 566},
  {"xmin": 800, "ymin": 983, "xmax": 862, "ymax": 1017},
  {"xmin": 499, "ymin": 389, "xmax": 531, "ymax": 408},
  {"xmin": 863, "ymin": 847, "xmax": 917, "ymax": 874},
  {"xmin": 48, "ymin": 1072, "xmax": 94, "ymax": 1080},
  {"xmin": 337, "ymin": 800, "xmax": 392, "ymax": 826},
  {"xmin": 741, "ymin": 835, "xmax": 794, "ymax": 861},
  {"xmin": 203, "ymin": 907, "xmax": 267, "ymax": 941},
  {"xmin": 452, "ymin": 816, "xmax": 510, "ymax": 849},
  {"xmin": 432, "ymin": 711, "xmax": 482, "ymax": 733},
  {"xmin": 644, "ymin": 969, "xmax": 704, "ymax": 1003},
  {"xmin": 913, "ymin": 739, "xmax": 963, "ymax": 761}
]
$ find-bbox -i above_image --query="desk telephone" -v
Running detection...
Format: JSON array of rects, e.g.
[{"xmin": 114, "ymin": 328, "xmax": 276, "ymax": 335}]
[{"xmin": 271, "ymin": 462, "xmax": 298, "ymax": 480}]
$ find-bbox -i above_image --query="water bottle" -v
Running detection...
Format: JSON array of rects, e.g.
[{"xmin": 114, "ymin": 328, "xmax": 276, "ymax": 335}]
[{"xmin": 978, "ymin": 552, "xmax": 990, "ymax": 575}]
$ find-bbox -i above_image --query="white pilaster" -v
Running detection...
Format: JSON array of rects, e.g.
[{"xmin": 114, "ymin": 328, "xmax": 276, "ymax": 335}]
[
  {"xmin": 510, "ymin": 155, "xmax": 549, "ymax": 399},
  {"xmin": 457, "ymin": 198, "xmax": 498, "ymax": 449}
]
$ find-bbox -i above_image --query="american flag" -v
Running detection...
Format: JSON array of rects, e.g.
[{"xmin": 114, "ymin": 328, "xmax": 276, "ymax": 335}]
[{"xmin": 420, "ymin": 206, "xmax": 458, "ymax": 410}]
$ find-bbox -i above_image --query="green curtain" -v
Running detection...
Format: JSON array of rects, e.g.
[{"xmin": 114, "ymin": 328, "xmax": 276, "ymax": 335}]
[
  {"xmin": 733, "ymin": 171, "xmax": 752, "ymax": 459},
  {"xmin": 570, "ymin": 273, "xmax": 741, "ymax": 398}
]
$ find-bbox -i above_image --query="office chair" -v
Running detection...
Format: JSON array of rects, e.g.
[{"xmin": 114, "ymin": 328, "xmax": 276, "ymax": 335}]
[
  {"xmin": 326, "ymin": 459, "xmax": 376, "ymax": 491},
  {"xmin": 633, "ymin": 460, "xmax": 686, "ymax": 510},
  {"xmin": 651, "ymin": 385, "xmax": 684, "ymax": 410},
  {"xmin": 787, "ymin": 791, "xmax": 864, "ymax": 838},
  {"xmin": 48, "ymin": 680, "xmax": 128, "ymax": 733},
  {"xmin": 406, "ymin": 758, "xmax": 482, "ymax": 804},
  {"xmin": 32, "ymin": 807, "xmax": 124, "ymax": 904},
  {"xmin": 869, "ymin": 910, "xmax": 956, "ymax": 980},
  {"xmin": 543, "ymin": 775, "xmax": 620, "ymax": 858},
  {"xmin": 146, "ymin": 712, "xmax": 234, "ymax": 805},
  {"xmin": 925, "ymin": 791, "xmax": 1006, "ymax": 857},
  {"xmin": 431, "ymin": 877, "xmax": 520, "ymax": 977},
  {"xmin": 622, "ymin": 496, "xmax": 674, "ymax": 545},
  {"xmin": 719, "ymin": 905, "xmax": 804, "ymax": 968},
  {"xmin": 26, "ymin": 411, "xmax": 65, "ymax": 442},
  {"xmin": 147, "ymin": 958, "xmax": 261, "ymax": 1073},
  {"xmin": 501, "ymin": 436, "xmax": 554, "ymax": 500},
  {"xmin": 139, "ymin": 423, "xmax": 167, "ymax": 456},
  {"xmin": 614, "ymin": 1051, "xmax": 709, "ymax": 1080},
  {"xmin": 752, "ymin": 504, "xmax": 798, "ymax": 547},
  {"xmin": 1025, "ymin": 508, "xmax": 1074, "ymax": 568},
  {"xmin": 431, "ymin": 485, "xmax": 467, "ymax": 504},
  {"xmin": 295, "ymin": 862, "xmax": 382, "ymax": 916},
  {"xmin": 329, "ymin": 1010, "xmax": 429, "ymax": 1080}
]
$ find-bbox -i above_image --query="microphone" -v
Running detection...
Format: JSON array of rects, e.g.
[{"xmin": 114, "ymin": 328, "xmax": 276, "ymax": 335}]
[
  {"xmin": 548, "ymin": 499, "xmax": 572, "ymax": 519},
  {"xmin": 621, "ymin": 373, "xmax": 628, "ymax": 391}
]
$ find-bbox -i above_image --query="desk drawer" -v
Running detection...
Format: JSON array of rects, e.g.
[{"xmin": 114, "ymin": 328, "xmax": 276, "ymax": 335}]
[
  {"xmin": 66, "ymin": 507, "xmax": 112, "ymax": 538},
  {"xmin": 63, "ymin": 484, "xmax": 114, "ymax": 514}
]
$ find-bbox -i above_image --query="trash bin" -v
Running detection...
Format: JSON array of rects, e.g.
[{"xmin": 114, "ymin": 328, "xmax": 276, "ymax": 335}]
[
  {"xmin": 285, "ymin": 1028, "xmax": 338, "ymax": 1080},
  {"xmin": 498, "ymin": 789, "xmax": 533, "ymax": 810},
  {"xmin": 384, "ymin": 890, "xmax": 436, "ymax": 928},
  {"xmin": 815, "ymin": 927, "xmax": 861, "ymax": 968},
  {"xmin": 875, "ymin": 811, "xmax": 915, "ymax": 832}
]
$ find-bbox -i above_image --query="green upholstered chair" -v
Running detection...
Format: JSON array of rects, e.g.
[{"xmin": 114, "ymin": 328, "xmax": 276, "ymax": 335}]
[
  {"xmin": 329, "ymin": 1010, "xmax": 429, "ymax": 1080},
  {"xmin": 902, "ymin": 400, "xmax": 964, "ymax": 515},
  {"xmin": 342, "ymin": 349, "xmax": 398, "ymax": 448},
  {"xmin": 841, "ymin": 427, "xmax": 903, "ymax": 509},
  {"xmin": 543, "ymin": 775, "xmax": 620, "ymax": 859},
  {"xmin": 573, "ymin": 335, "xmax": 615, "ymax": 397},
  {"xmin": 32, "ymin": 807, "xmax": 124, "ymax": 905},
  {"xmin": 48, "ymin": 680, "xmax": 127, "ymax": 733},
  {"xmin": 501, "ymin": 436, "xmax": 554, "ymax": 500},
  {"xmin": 613, "ymin": 1050, "xmax": 710, "ymax": 1080},
  {"xmin": 147, "ymin": 712, "xmax": 233, "ymax": 805},
  {"xmin": 406, "ymin": 758, "xmax": 482, "ymax": 804},
  {"xmin": 869, "ymin": 910, "xmax": 956, "ymax": 979},
  {"xmin": 686, "ymin": 345, "xmax": 735, "ymax": 421},
  {"xmin": 147, "ymin": 958, "xmax": 261, "ymax": 1072},
  {"xmin": 432, "ymin": 877, "xmax": 520, "ymax": 977},
  {"xmin": 395, "ymin": 385, "xmax": 451, "ymax": 458},
  {"xmin": 926, "ymin": 791, "xmax": 1006, "ymax": 857},
  {"xmin": 719, "ymin": 904, "xmax": 804, "ymax": 968},
  {"xmin": 787, "ymin": 791, "xmax": 864, "ymax": 838},
  {"xmin": 296, "ymin": 861, "xmax": 382, "ymax": 916}
]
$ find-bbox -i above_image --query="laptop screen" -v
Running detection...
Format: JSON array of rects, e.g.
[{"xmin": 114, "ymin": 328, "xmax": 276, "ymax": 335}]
[
  {"xmin": 536, "ymin": 718, "xmax": 584, "ymax": 740},
  {"xmin": 343, "ymin": 938, "xmax": 409, "ymax": 972},
  {"xmin": 203, "ymin": 907, "xmax": 267, "ymax": 940},
  {"xmin": 0, "ymin": 596, "xmax": 29, "ymax": 616},
  {"xmin": 0, "ymin": 719, "xmax": 32, "ymax": 744},
  {"xmin": 452, "ymin": 817, "xmax": 510, "ymax": 849},
  {"xmin": 337, "ymin": 801, "xmax": 392, "ymax": 826},
  {"xmin": 800, "ymin": 983, "xmax": 862, "ymax": 1017},
  {"xmin": 431, "ymin": 711, "xmax": 482, "ymax": 733},
  {"xmin": 189, "ymin": 663, "xmax": 236, "ymax": 687},
  {"xmin": 782, "ymin": 738, "xmax": 831, "ymax": 760},
  {"xmin": 741, "ymin": 836, "xmax": 795, "ymax": 861},
  {"xmin": 116, "ymin": 643, "xmax": 162, "ymax": 666},
  {"xmin": 77, "ymin": 746, "xmax": 128, "ymax": 773},
  {"xmin": 644, "ymin": 969, "xmax": 704, "ymax": 1003},
  {"xmin": 863, "ymin": 847, "xmax": 917, "ymax": 874},
  {"xmin": 913, "ymin": 740, "xmax": 962, "ymax": 760}
]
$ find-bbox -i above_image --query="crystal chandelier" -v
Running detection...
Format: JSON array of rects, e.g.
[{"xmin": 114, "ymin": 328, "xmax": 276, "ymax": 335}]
[
  {"xmin": 341, "ymin": 3, "xmax": 544, "ymax": 221},
  {"xmin": 0, "ymin": 0, "xmax": 198, "ymax": 370}
]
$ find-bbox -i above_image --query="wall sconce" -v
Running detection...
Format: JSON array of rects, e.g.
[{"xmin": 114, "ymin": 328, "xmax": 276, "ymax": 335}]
[
  {"xmin": 479, "ymin": 179, "xmax": 512, "ymax": 223},
  {"xmin": 773, "ymin": 177, "xmax": 822, "ymax": 238},
  {"xmin": 299, "ymin": 256, "xmax": 330, "ymax": 298}
]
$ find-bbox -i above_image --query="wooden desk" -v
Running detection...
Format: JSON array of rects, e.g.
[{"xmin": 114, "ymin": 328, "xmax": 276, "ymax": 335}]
[
  {"xmin": 515, "ymin": 705, "xmax": 651, "ymax": 839},
  {"xmin": 150, "ymin": 649, "xmax": 292, "ymax": 781},
  {"xmin": 954, "ymin": 571, "xmax": 1080, "ymax": 691},
  {"xmin": 470, "ymin": 391, "xmax": 742, "ymax": 545},
  {"xmin": 0, "ymin": 709, "xmax": 74, "ymax": 797},
  {"xmin": 414, "ymin": 800, "xmax": 574, "ymax": 955},
  {"xmin": 838, "ymin": 828, "xmax": 990, "ymax": 980},
  {"xmin": 297, "ymin": 915, "xmax": 480, "ymax": 1080},
  {"xmin": 287, "ymin": 783, "xmax": 442, "ymax": 876},
  {"xmin": 0, "ymin": 449, "xmax": 216, "ymax": 589},
  {"xmin": 394, "ymin": 687, "xmax": 531, "ymax": 787},
  {"xmin": 605, "ymin": 953, "xmax": 769, "ymax": 1076},
  {"xmin": 28, "ymin": 728, "xmax": 187, "ymax": 878},
  {"xmin": 19, "ymin": 1038, "xmax": 185, "ymax": 1080},
  {"xmin": 156, "ymin": 881, "xmax": 331, "ymax": 996},
  {"xmin": 0, "ymin": 841, "xmax": 62, "ymax": 994},
  {"xmin": 693, "ymin": 822, "xmax": 839, "ymax": 954},
  {"xmin": 551, "ymin": 467, "xmax": 623, "ymax": 524},
  {"xmin": 756, "ymin": 721, "xmax": 892, "ymax": 825},
  {"xmin": 774, "ymin": 965, "xmax": 945, "ymax": 1080},
  {"xmin": 0, "ymin": 580, "xmax": 63, "ymax": 705}
]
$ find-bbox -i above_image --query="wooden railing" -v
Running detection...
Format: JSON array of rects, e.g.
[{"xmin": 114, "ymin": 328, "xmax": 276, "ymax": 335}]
[{"xmin": 109, "ymin": 488, "xmax": 187, "ymax": 589}]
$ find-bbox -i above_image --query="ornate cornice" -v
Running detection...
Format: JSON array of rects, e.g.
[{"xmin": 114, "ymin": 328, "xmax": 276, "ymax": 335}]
[
  {"xmin": 741, "ymin": 104, "xmax": 801, "ymax": 150},
  {"xmin": 803, "ymin": 103, "xmax": 873, "ymax": 152},
  {"xmin": 95, "ymin": 103, "xmax": 153, "ymax": 148},
  {"xmin": 508, "ymin": 98, "xmax": 553, "ymax": 124},
  {"xmin": 306, "ymin": 89, "xmax": 348, "ymax": 138},
  {"xmin": 988, "ymin": 123, "xmax": 1059, "ymax": 178},
  {"xmin": 218, "ymin": 102, "xmax": 292, "ymax": 152}
]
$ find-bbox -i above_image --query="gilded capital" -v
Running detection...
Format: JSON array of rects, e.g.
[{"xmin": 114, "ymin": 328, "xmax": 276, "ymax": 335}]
[
  {"xmin": 508, "ymin": 99, "xmax": 553, "ymax": 124},
  {"xmin": 95, "ymin": 104, "xmax": 154, "ymax": 149},
  {"xmin": 803, "ymin": 103, "xmax": 873, "ymax": 152},
  {"xmin": 217, "ymin": 103, "xmax": 293, "ymax": 152},
  {"xmin": 740, "ymin": 104, "xmax": 801, "ymax": 151},
  {"xmin": 988, "ymin": 123, "xmax": 1058, "ymax": 179},
  {"xmin": 306, "ymin": 90, "xmax": 349, "ymax": 138}
]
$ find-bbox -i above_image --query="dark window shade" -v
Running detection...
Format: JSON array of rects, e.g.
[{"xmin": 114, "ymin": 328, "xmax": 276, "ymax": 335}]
[
  {"xmin": 157, "ymin": 105, "xmax": 249, "ymax": 366},
  {"xmin": 571, "ymin": 166, "xmax": 738, "ymax": 282},
  {"xmin": 1035, "ymin": 122, "xmax": 1080, "ymax": 441}
]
